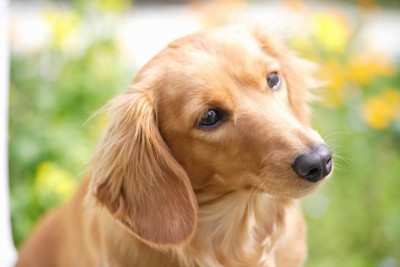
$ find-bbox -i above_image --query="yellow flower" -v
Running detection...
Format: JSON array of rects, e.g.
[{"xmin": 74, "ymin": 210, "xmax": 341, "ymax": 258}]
[
  {"xmin": 43, "ymin": 10, "xmax": 80, "ymax": 49},
  {"xmin": 318, "ymin": 59, "xmax": 348, "ymax": 107},
  {"xmin": 361, "ymin": 89, "xmax": 400, "ymax": 129},
  {"xmin": 35, "ymin": 161, "xmax": 77, "ymax": 202},
  {"xmin": 312, "ymin": 11, "xmax": 350, "ymax": 53},
  {"xmin": 94, "ymin": 0, "xmax": 130, "ymax": 12},
  {"xmin": 349, "ymin": 52, "xmax": 395, "ymax": 86}
]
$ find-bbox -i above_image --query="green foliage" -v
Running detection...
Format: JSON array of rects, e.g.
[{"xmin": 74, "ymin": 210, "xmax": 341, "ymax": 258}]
[
  {"xmin": 9, "ymin": 37, "xmax": 133, "ymax": 245},
  {"xmin": 304, "ymin": 105, "xmax": 400, "ymax": 267},
  {"xmin": 292, "ymin": 10, "xmax": 400, "ymax": 266}
]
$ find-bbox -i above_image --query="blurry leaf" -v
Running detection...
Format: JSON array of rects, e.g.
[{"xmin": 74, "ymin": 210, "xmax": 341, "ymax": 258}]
[
  {"xmin": 35, "ymin": 161, "xmax": 77, "ymax": 205},
  {"xmin": 43, "ymin": 10, "xmax": 81, "ymax": 49}
]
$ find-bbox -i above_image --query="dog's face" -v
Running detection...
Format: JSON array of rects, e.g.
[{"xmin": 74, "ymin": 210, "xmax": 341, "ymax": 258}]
[
  {"xmin": 149, "ymin": 27, "xmax": 332, "ymax": 197},
  {"xmin": 89, "ymin": 26, "xmax": 333, "ymax": 247}
]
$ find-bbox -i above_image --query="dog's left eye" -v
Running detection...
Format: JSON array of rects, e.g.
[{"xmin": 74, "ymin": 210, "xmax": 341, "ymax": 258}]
[
  {"xmin": 266, "ymin": 72, "xmax": 281, "ymax": 91},
  {"xmin": 198, "ymin": 109, "xmax": 225, "ymax": 129}
]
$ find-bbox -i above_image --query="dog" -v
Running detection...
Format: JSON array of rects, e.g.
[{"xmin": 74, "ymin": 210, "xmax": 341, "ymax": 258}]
[{"xmin": 16, "ymin": 25, "xmax": 333, "ymax": 267}]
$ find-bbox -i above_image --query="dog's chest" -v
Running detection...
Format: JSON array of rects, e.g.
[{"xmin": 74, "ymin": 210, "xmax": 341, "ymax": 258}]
[{"xmin": 180, "ymin": 193, "xmax": 287, "ymax": 267}]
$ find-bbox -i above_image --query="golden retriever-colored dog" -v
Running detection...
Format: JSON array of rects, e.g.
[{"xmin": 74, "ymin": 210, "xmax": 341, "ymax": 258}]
[{"xmin": 16, "ymin": 25, "xmax": 333, "ymax": 267}]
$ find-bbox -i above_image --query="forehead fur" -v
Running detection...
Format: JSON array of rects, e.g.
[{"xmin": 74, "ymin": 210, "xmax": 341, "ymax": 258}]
[
  {"xmin": 132, "ymin": 26, "xmax": 313, "ymax": 127},
  {"xmin": 134, "ymin": 26, "xmax": 282, "ymax": 86},
  {"xmin": 151, "ymin": 27, "xmax": 282, "ymax": 99},
  {"xmin": 170, "ymin": 26, "xmax": 262, "ymax": 59}
]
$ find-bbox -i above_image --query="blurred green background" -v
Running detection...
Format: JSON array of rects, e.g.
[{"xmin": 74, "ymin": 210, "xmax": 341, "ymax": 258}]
[{"xmin": 9, "ymin": 0, "xmax": 400, "ymax": 266}]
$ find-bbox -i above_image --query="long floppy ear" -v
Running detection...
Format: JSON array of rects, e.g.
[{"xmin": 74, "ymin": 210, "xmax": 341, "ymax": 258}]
[
  {"xmin": 252, "ymin": 26, "xmax": 318, "ymax": 127},
  {"xmin": 88, "ymin": 87, "xmax": 198, "ymax": 247}
]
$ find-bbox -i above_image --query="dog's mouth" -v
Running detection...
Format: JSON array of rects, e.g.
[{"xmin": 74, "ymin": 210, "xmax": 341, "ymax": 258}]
[{"xmin": 243, "ymin": 178, "xmax": 327, "ymax": 197}]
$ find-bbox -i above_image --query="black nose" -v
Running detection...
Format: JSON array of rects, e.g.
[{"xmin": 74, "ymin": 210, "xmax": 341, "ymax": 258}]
[{"xmin": 292, "ymin": 144, "xmax": 333, "ymax": 183}]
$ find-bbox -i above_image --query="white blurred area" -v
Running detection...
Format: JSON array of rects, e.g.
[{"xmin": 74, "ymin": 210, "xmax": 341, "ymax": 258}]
[
  {"xmin": 9, "ymin": 1, "xmax": 400, "ymax": 70},
  {"xmin": 2, "ymin": 1, "xmax": 17, "ymax": 267}
]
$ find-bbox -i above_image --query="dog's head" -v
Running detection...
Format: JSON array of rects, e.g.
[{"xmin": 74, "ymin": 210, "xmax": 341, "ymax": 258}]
[{"xmin": 88, "ymin": 26, "xmax": 333, "ymax": 248}]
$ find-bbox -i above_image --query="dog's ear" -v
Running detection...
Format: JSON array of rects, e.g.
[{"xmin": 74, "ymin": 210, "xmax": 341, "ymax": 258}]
[
  {"xmin": 88, "ymin": 87, "xmax": 197, "ymax": 247},
  {"xmin": 252, "ymin": 26, "xmax": 317, "ymax": 127}
]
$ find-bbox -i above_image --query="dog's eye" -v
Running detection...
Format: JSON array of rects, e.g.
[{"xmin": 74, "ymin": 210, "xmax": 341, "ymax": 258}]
[
  {"xmin": 266, "ymin": 72, "xmax": 281, "ymax": 91},
  {"xmin": 198, "ymin": 109, "xmax": 224, "ymax": 128}
]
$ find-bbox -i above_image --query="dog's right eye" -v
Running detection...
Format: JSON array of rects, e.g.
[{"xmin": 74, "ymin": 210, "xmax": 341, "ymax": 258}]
[
  {"xmin": 266, "ymin": 72, "xmax": 281, "ymax": 91},
  {"xmin": 197, "ymin": 109, "xmax": 225, "ymax": 129}
]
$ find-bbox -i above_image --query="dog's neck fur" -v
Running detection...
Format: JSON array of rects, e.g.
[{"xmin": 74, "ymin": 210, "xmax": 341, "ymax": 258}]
[
  {"xmin": 177, "ymin": 191, "xmax": 296, "ymax": 267},
  {"xmin": 91, "ymin": 186, "xmax": 302, "ymax": 267}
]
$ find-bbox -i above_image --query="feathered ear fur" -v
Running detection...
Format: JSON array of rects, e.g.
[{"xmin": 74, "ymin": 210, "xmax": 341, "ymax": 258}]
[
  {"xmin": 88, "ymin": 87, "xmax": 198, "ymax": 247},
  {"xmin": 251, "ymin": 26, "xmax": 318, "ymax": 127}
]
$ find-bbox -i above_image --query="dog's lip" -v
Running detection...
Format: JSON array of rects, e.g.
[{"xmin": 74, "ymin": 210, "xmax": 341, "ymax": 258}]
[
  {"xmin": 242, "ymin": 174, "xmax": 330, "ymax": 198},
  {"xmin": 289, "ymin": 173, "xmax": 333, "ymax": 197}
]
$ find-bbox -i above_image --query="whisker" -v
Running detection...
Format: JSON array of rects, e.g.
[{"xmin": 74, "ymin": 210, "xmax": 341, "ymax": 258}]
[
  {"xmin": 321, "ymin": 131, "xmax": 352, "ymax": 141},
  {"xmin": 332, "ymin": 166, "xmax": 346, "ymax": 175},
  {"xmin": 332, "ymin": 153, "xmax": 352, "ymax": 167},
  {"xmin": 249, "ymin": 180, "xmax": 261, "ymax": 204},
  {"xmin": 260, "ymin": 153, "xmax": 274, "ymax": 168},
  {"xmin": 247, "ymin": 171, "xmax": 267, "ymax": 210}
]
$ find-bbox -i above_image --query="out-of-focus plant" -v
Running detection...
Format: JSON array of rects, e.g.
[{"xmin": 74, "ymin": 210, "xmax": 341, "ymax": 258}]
[
  {"xmin": 286, "ymin": 4, "xmax": 400, "ymax": 267},
  {"xmin": 361, "ymin": 89, "xmax": 400, "ymax": 129},
  {"xmin": 9, "ymin": 0, "xmax": 133, "ymax": 246},
  {"xmin": 290, "ymin": 8, "xmax": 399, "ymax": 131},
  {"xmin": 43, "ymin": 10, "xmax": 81, "ymax": 49}
]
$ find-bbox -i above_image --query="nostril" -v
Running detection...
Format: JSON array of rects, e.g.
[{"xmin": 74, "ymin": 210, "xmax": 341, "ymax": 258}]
[
  {"xmin": 292, "ymin": 144, "xmax": 333, "ymax": 183},
  {"xmin": 324, "ymin": 156, "xmax": 333, "ymax": 175},
  {"xmin": 307, "ymin": 168, "xmax": 319, "ymax": 177}
]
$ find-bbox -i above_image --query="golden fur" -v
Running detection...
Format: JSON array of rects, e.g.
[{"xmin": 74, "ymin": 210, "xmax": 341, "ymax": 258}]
[{"xmin": 16, "ymin": 25, "xmax": 332, "ymax": 267}]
